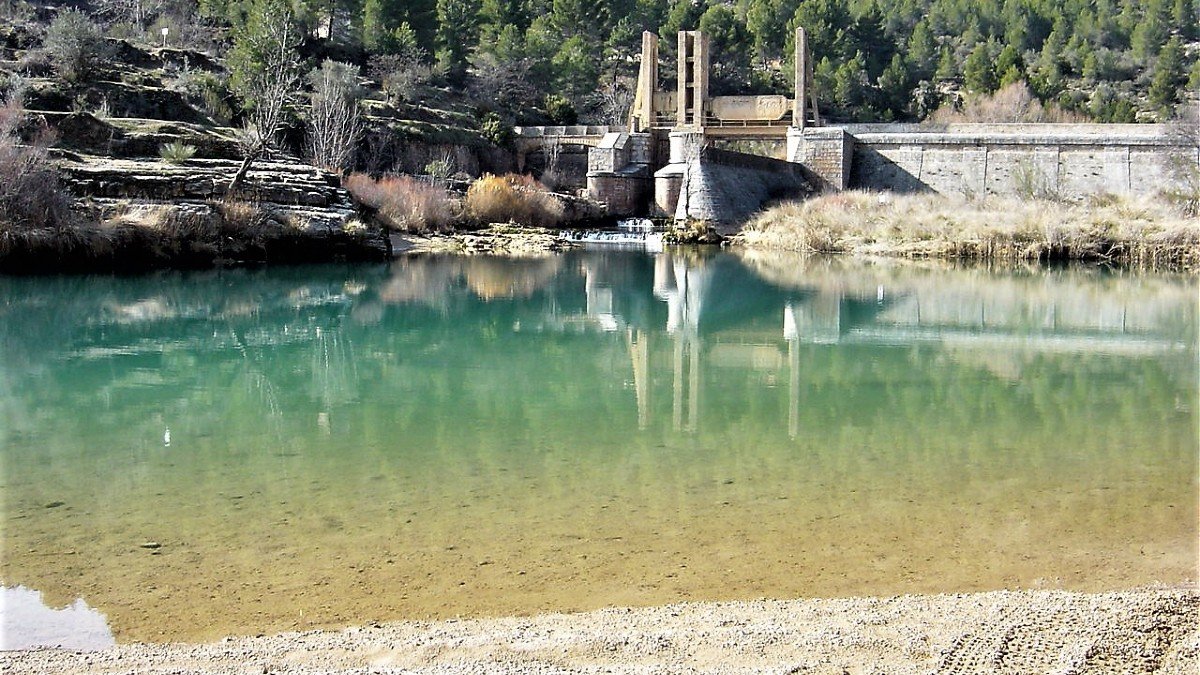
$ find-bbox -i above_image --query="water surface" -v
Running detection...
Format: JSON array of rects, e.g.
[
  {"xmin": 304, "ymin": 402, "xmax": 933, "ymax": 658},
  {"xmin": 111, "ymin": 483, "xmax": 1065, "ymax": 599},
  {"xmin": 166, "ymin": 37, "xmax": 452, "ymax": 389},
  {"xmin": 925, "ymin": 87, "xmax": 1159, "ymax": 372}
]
[{"xmin": 2, "ymin": 250, "xmax": 1196, "ymax": 643}]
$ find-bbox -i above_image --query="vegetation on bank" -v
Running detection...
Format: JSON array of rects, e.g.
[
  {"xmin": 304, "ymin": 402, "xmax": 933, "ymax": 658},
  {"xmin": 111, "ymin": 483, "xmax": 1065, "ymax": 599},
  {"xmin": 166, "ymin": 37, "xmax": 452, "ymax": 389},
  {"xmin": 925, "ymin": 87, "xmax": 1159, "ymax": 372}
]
[
  {"xmin": 343, "ymin": 172, "xmax": 567, "ymax": 232},
  {"xmin": 734, "ymin": 191, "xmax": 1200, "ymax": 270},
  {"xmin": 0, "ymin": 197, "xmax": 388, "ymax": 273}
]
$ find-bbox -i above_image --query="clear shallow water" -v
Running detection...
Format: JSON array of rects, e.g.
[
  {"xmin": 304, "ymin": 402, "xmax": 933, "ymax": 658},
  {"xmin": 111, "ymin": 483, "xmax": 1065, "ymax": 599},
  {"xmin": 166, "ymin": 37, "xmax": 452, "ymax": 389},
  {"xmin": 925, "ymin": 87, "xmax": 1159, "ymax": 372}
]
[{"xmin": 1, "ymin": 250, "xmax": 1196, "ymax": 644}]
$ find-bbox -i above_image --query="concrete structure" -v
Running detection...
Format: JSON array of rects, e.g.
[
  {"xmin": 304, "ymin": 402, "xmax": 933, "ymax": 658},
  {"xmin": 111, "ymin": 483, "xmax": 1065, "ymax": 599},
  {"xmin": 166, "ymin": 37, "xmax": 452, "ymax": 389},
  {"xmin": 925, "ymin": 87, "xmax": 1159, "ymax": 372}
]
[
  {"xmin": 581, "ymin": 31, "xmax": 1200, "ymax": 226},
  {"xmin": 591, "ymin": 28, "xmax": 818, "ymax": 224},
  {"xmin": 783, "ymin": 123, "xmax": 1200, "ymax": 196}
]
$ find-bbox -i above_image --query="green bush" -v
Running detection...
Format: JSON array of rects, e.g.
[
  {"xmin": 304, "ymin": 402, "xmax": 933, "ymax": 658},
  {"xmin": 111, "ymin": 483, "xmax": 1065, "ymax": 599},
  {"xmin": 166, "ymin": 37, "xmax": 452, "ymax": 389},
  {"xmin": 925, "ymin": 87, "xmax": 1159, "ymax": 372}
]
[
  {"xmin": 479, "ymin": 112, "xmax": 512, "ymax": 147},
  {"xmin": 543, "ymin": 94, "xmax": 577, "ymax": 125},
  {"xmin": 42, "ymin": 9, "xmax": 113, "ymax": 83}
]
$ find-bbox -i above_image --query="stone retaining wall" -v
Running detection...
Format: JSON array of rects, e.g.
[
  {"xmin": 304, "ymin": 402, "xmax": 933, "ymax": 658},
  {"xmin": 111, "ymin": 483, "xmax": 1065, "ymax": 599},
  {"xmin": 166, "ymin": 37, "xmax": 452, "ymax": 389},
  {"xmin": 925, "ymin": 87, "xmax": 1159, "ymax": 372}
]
[{"xmin": 835, "ymin": 124, "xmax": 1198, "ymax": 197}]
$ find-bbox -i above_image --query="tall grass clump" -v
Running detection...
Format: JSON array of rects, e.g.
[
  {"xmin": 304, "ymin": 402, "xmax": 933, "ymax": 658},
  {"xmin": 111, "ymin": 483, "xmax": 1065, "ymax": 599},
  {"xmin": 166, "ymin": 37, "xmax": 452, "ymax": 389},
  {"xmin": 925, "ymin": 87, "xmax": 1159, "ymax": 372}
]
[
  {"xmin": 736, "ymin": 191, "xmax": 1200, "ymax": 271},
  {"xmin": 465, "ymin": 173, "xmax": 563, "ymax": 227},
  {"xmin": 159, "ymin": 141, "xmax": 197, "ymax": 164},
  {"xmin": 344, "ymin": 173, "xmax": 456, "ymax": 232}
]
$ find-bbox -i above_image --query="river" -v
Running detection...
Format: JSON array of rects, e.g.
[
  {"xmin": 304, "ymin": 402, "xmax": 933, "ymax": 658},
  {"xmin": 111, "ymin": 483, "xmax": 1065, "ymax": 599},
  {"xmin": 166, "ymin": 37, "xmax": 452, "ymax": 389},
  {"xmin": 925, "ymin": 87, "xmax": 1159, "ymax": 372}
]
[{"xmin": 1, "ymin": 249, "xmax": 1196, "ymax": 644}]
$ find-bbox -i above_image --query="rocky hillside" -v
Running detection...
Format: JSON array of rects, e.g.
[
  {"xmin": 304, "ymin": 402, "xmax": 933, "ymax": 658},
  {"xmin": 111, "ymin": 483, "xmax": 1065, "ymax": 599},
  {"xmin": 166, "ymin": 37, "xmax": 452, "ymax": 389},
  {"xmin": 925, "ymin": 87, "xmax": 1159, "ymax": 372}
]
[{"xmin": 0, "ymin": 3, "xmax": 528, "ymax": 272}]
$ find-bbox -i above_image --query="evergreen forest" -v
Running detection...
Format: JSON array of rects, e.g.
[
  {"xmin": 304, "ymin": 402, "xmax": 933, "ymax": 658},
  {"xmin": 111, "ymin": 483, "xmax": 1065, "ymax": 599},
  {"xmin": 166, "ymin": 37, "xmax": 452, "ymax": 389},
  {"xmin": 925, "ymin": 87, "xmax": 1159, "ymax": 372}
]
[{"xmin": 4, "ymin": 0, "xmax": 1200, "ymax": 125}]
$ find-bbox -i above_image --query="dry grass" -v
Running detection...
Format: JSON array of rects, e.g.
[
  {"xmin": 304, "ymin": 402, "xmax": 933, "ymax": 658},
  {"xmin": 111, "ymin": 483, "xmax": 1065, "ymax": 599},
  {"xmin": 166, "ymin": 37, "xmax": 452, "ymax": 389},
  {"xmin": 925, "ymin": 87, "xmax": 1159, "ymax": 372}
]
[
  {"xmin": 930, "ymin": 81, "xmax": 1086, "ymax": 124},
  {"xmin": 344, "ymin": 173, "xmax": 456, "ymax": 232},
  {"xmin": 735, "ymin": 191, "xmax": 1200, "ymax": 271},
  {"xmin": 465, "ymin": 174, "xmax": 563, "ymax": 228}
]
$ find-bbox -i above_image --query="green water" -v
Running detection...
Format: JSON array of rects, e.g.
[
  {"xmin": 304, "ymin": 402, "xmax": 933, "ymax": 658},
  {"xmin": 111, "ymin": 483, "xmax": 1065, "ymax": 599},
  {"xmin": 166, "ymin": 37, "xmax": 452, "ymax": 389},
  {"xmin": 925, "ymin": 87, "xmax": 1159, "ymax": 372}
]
[{"xmin": 2, "ymin": 250, "xmax": 1196, "ymax": 644}]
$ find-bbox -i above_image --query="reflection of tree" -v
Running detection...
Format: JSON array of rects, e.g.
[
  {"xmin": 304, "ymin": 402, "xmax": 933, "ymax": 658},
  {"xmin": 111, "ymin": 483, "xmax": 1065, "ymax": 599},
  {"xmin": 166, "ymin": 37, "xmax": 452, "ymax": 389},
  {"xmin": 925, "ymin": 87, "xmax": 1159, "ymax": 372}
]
[
  {"xmin": 381, "ymin": 255, "xmax": 563, "ymax": 306},
  {"xmin": 463, "ymin": 257, "xmax": 561, "ymax": 300}
]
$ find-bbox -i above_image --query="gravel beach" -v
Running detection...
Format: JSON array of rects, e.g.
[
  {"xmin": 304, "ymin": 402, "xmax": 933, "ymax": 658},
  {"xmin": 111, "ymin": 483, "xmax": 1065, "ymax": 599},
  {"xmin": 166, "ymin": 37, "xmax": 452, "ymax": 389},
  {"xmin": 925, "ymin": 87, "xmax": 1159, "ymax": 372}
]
[{"xmin": 4, "ymin": 587, "xmax": 1196, "ymax": 674}]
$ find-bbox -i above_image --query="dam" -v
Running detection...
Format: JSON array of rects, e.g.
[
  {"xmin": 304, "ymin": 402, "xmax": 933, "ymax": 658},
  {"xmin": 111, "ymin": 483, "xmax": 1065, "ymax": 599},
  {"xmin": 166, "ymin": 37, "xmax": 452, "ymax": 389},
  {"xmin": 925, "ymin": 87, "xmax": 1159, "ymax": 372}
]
[{"xmin": 513, "ymin": 29, "xmax": 1199, "ymax": 229}]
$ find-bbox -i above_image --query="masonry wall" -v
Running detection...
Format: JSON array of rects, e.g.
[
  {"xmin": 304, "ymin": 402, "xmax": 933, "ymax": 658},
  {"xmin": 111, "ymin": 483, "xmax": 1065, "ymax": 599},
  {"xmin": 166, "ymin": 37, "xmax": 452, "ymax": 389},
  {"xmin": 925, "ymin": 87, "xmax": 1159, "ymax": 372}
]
[
  {"xmin": 679, "ymin": 147, "xmax": 805, "ymax": 230},
  {"xmin": 842, "ymin": 124, "xmax": 1197, "ymax": 197}
]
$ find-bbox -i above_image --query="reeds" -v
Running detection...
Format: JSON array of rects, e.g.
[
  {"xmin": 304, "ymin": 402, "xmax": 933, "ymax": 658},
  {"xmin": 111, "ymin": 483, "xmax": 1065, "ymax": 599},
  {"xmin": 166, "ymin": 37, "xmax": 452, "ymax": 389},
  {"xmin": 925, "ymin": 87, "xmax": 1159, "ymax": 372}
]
[
  {"xmin": 735, "ymin": 191, "xmax": 1200, "ymax": 271},
  {"xmin": 343, "ymin": 173, "xmax": 456, "ymax": 232},
  {"xmin": 464, "ymin": 173, "xmax": 563, "ymax": 228}
]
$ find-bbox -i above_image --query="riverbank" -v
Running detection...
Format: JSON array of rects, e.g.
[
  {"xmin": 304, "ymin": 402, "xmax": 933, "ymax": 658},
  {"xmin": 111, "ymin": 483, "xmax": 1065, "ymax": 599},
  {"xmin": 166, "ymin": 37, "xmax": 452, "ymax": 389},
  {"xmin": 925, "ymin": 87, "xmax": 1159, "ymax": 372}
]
[
  {"xmin": 734, "ymin": 191, "xmax": 1200, "ymax": 271},
  {"xmin": 391, "ymin": 224, "xmax": 580, "ymax": 256},
  {"xmin": 4, "ymin": 587, "xmax": 1195, "ymax": 674},
  {"xmin": 0, "ymin": 198, "xmax": 390, "ymax": 274}
]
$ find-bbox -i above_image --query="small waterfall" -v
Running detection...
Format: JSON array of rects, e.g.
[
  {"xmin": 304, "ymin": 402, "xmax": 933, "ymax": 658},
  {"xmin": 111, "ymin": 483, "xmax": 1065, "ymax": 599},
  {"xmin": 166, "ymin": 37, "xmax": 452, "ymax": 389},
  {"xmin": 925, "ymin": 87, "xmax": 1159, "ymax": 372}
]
[{"xmin": 561, "ymin": 219, "xmax": 665, "ymax": 251}]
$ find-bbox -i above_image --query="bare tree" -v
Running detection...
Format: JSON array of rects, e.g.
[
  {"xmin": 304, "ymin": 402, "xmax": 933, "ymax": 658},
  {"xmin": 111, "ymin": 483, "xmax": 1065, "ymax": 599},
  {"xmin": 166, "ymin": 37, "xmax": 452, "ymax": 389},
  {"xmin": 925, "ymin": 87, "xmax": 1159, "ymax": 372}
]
[
  {"xmin": 1164, "ymin": 103, "xmax": 1200, "ymax": 216},
  {"xmin": 468, "ymin": 53, "xmax": 543, "ymax": 115},
  {"xmin": 307, "ymin": 59, "xmax": 362, "ymax": 173},
  {"xmin": 585, "ymin": 80, "xmax": 634, "ymax": 126},
  {"xmin": 227, "ymin": 0, "xmax": 302, "ymax": 195},
  {"xmin": 96, "ymin": 0, "xmax": 164, "ymax": 33},
  {"xmin": 369, "ymin": 49, "xmax": 434, "ymax": 105}
]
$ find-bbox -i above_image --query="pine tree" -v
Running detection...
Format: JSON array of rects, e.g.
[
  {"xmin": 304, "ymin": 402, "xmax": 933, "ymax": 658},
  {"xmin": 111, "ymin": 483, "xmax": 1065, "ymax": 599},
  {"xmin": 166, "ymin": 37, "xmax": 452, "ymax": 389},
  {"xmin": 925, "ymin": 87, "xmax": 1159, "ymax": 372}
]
[
  {"xmin": 877, "ymin": 51, "xmax": 913, "ymax": 117},
  {"xmin": 435, "ymin": 0, "xmax": 481, "ymax": 81},
  {"xmin": 995, "ymin": 44, "xmax": 1023, "ymax": 82},
  {"xmin": 934, "ymin": 45, "xmax": 957, "ymax": 81},
  {"xmin": 1130, "ymin": 0, "xmax": 1168, "ymax": 62},
  {"xmin": 1148, "ymin": 36, "xmax": 1185, "ymax": 114},
  {"xmin": 907, "ymin": 19, "xmax": 937, "ymax": 80},
  {"xmin": 963, "ymin": 42, "xmax": 996, "ymax": 93},
  {"xmin": 1175, "ymin": 0, "xmax": 1198, "ymax": 41}
]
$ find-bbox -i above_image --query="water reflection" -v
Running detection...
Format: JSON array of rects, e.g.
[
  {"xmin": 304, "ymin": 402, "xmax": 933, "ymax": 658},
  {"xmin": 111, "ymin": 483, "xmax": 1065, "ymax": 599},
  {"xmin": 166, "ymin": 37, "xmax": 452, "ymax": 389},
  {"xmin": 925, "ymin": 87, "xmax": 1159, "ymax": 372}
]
[
  {"xmin": 0, "ymin": 252, "xmax": 1195, "ymax": 643},
  {"xmin": 0, "ymin": 586, "xmax": 114, "ymax": 651}
]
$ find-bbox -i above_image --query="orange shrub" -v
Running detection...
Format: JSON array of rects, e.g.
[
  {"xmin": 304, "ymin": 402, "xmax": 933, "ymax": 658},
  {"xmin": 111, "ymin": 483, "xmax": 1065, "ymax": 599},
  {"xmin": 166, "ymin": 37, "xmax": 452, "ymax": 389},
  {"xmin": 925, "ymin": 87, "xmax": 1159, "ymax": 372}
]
[
  {"xmin": 344, "ymin": 173, "xmax": 457, "ymax": 232},
  {"xmin": 464, "ymin": 173, "xmax": 563, "ymax": 227}
]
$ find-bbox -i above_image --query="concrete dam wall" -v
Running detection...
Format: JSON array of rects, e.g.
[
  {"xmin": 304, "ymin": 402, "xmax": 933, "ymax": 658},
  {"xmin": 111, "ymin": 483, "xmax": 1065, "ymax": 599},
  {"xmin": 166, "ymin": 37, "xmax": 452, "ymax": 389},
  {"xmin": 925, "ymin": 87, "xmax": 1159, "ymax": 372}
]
[
  {"xmin": 834, "ymin": 123, "xmax": 1197, "ymax": 197},
  {"xmin": 582, "ymin": 123, "xmax": 1197, "ymax": 225}
]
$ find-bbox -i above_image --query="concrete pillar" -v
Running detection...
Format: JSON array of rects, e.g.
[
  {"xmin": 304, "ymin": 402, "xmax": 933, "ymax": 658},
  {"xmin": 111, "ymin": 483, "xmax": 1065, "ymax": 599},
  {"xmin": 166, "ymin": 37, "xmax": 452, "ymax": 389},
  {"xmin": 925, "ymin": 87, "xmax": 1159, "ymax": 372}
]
[
  {"xmin": 793, "ymin": 27, "xmax": 807, "ymax": 129},
  {"xmin": 676, "ymin": 31, "xmax": 710, "ymax": 129},
  {"xmin": 677, "ymin": 31, "xmax": 690, "ymax": 127},
  {"xmin": 693, "ymin": 32, "xmax": 709, "ymax": 128},
  {"xmin": 633, "ymin": 32, "xmax": 658, "ymax": 132}
]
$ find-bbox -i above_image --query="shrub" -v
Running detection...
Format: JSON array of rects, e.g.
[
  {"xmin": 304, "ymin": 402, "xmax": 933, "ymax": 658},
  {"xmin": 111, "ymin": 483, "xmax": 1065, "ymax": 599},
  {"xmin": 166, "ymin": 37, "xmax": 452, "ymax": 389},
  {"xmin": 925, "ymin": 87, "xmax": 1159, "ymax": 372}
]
[
  {"xmin": 0, "ymin": 0, "xmax": 34, "ymax": 21},
  {"xmin": 423, "ymin": 154, "xmax": 455, "ymax": 181},
  {"xmin": 0, "ymin": 87, "xmax": 76, "ymax": 239},
  {"xmin": 543, "ymin": 94, "xmax": 577, "ymax": 125},
  {"xmin": 929, "ymin": 81, "xmax": 1085, "ymax": 123},
  {"xmin": 159, "ymin": 141, "xmax": 197, "ymax": 164},
  {"xmin": 343, "ymin": 173, "xmax": 456, "ymax": 232},
  {"xmin": 42, "ymin": 9, "xmax": 114, "ymax": 83},
  {"xmin": 479, "ymin": 112, "xmax": 513, "ymax": 147},
  {"xmin": 369, "ymin": 51, "xmax": 433, "ymax": 104},
  {"xmin": 171, "ymin": 70, "xmax": 233, "ymax": 125},
  {"xmin": 464, "ymin": 174, "xmax": 563, "ymax": 228}
]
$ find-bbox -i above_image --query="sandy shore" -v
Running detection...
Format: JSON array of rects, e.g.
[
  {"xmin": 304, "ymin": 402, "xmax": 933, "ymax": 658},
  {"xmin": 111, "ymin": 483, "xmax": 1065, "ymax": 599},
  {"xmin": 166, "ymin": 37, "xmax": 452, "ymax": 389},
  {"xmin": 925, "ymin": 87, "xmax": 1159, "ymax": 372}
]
[{"xmin": 3, "ymin": 587, "xmax": 1196, "ymax": 674}]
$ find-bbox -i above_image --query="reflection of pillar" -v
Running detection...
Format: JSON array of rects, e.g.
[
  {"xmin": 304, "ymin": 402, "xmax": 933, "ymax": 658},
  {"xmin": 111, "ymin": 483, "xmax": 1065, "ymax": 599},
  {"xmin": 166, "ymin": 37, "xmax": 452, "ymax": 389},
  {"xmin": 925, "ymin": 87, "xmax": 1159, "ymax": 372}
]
[
  {"xmin": 673, "ymin": 334, "xmax": 684, "ymax": 430},
  {"xmin": 688, "ymin": 335, "xmax": 699, "ymax": 433},
  {"xmin": 671, "ymin": 335, "xmax": 699, "ymax": 433},
  {"xmin": 785, "ymin": 303, "xmax": 800, "ymax": 439},
  {"xmin": 790, "ymin": 293, "xmax": 842, "ymax": 344},
  {"xmin": 788, "ymin": 338, "xmax": 800, "ymax": 439},
  {"xmin": 627, "ymin": 329, "xmax": 650, "ymax": 430}
]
